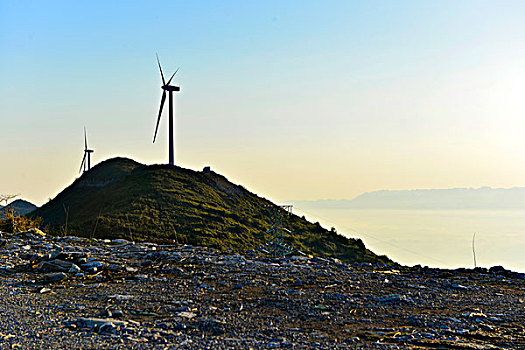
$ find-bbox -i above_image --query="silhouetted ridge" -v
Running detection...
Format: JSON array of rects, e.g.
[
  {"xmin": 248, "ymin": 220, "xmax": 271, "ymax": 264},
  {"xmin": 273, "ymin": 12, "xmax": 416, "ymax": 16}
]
[{"xmin": 1, "ymin": 199, "xmax": 38, "ymax": 216}]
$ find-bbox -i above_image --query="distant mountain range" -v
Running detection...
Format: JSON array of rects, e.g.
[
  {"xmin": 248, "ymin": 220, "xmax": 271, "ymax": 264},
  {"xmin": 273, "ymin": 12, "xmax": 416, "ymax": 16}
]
[
  {"xmin": 292, "ymin": 187, "xmax": 525, "ymax": 210},
  {"xmin": 0, "ymin": 199, "xmax": 38, "ymax": 216}
]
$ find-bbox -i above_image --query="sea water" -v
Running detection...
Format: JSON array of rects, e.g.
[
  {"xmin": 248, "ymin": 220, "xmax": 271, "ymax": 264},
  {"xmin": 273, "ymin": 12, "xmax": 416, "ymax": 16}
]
[{"xmin": 293, "ymin": 207, "xmax": 525, "ymax": 272}]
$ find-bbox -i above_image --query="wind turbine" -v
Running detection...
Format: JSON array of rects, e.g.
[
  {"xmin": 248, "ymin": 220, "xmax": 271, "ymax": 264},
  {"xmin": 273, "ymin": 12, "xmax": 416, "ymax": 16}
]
[
  {"xmin": 79, "ymin": 127, "xmax": 94, "ymax": 174},
  {"xmin": 153, "ymin": 54, "xmax": 180, "ymax": 166}
]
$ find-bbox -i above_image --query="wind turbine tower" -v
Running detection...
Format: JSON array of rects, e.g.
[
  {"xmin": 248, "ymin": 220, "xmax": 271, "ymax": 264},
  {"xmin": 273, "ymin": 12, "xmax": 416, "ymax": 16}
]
[
  {"xmin": 153, "ymin": 54, "xmax": 180, "ymax": 166},
  {"xmin": 79, "ymin": 127, "xmax": 94, "ymax": 174}
]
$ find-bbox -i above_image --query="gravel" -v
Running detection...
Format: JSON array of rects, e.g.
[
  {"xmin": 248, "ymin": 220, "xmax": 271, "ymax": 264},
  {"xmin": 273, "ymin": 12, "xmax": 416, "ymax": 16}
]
[{"xmin": 0, "ymin": 229, "xmax": 524, "ymax": 349}]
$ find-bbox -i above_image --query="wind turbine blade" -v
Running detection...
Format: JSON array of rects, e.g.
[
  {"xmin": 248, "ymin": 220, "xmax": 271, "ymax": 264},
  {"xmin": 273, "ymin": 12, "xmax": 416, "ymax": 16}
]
[
  {"xmin": 153, "ymin": 91, "xmax": 166, "ymax": 143},
  {"xmin": 79, "ymin": 153, "xmax": 86, "ymax": 174},
  {"xmin": 156, "ymin": 53, "xmax": 166, "ymax": 85},
  {"xmin": 84, "ymin": 127, "xmax": 88, "ymax": 149},
  {"xmin": 166, "ymin": 67, "xmax": 180, "ymax": 85}
]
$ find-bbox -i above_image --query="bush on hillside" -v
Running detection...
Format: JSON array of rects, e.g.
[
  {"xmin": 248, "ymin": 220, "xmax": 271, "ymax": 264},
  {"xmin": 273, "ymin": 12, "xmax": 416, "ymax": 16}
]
[{"xmin": 0, "ymin": 207, "xmax": 42, "ymax": 233}]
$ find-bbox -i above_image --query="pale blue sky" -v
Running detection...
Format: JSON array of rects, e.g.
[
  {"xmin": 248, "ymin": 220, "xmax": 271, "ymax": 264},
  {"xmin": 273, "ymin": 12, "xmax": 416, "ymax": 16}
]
[{"xmin": 1, "ymin": 1, "xmax": 525, "ymax": 205}]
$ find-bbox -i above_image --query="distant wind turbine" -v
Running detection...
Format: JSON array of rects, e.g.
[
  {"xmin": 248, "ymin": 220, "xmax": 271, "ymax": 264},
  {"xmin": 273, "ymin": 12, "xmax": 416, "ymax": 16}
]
[
  {"xmin": 79, "ymin": 127, "xmax": 94, "ymax": 174},
  {"xmin": 153, "ymin": 54, "xmax": 180, "ymax": 166}
]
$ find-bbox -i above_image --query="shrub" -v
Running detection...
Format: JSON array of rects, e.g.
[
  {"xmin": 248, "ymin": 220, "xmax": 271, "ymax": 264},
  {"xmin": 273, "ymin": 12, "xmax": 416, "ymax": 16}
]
[{"xmin": 0, "ymin": 207, "xmax": 42, "ymax": 233}]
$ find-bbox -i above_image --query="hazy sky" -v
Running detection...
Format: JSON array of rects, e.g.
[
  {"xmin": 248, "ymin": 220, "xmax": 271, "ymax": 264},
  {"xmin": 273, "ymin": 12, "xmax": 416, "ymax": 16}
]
[{"xmin": 1, "ymin": 1, "xmax": 524, "ymax": 206}]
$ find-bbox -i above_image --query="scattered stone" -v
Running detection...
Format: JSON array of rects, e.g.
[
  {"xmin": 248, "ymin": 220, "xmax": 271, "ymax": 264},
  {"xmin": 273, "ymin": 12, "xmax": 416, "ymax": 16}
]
[
  {"xmin": 0, "ymin": 229, "xmax": 524, "ymax": 349},
  {"xmin": 73, "ymin": 317, "xmax": 138, "ymax": 332},
  {"xmin": 376, "ymin": 294, "xmax": 414, "ymax": 303},
  {"xmin": 112, "ymin": 310, "xmax": 124, "ymax": 318},
  {"xmin": 42, "ymin": 272, "xmax": 67, "ymax": 283},
  {"xmin": 30, "ymin": 228, "xmax": 46, "ymax": 236},
  {"xmin": 68, "ymin": 264, "xmax": 81, "ymax": 274},
  {"xmin": 109, "ymin": 295, "xmax": 133, "ymax": 301},
  {"xmin": 450, "ymin": 283, "xmax": 468, "ymax": 290}
]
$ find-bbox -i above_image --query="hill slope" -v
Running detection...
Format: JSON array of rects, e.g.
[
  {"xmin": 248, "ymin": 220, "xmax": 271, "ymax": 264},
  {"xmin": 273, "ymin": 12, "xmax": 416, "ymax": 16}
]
[{"xmin": 31, "ymin": 158, "xmax": 389, "ymax": 264}]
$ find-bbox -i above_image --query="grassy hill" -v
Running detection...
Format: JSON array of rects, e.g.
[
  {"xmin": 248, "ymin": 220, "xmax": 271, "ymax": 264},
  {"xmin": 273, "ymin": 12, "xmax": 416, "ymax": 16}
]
[{"xmin": 31, "ymin": 157, "xmax": 390, "ymax": 264}]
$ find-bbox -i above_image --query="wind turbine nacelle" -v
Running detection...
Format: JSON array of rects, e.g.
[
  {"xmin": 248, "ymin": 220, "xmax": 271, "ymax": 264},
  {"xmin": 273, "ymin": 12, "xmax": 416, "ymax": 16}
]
[{"xmin": 163, "ymin": 85, "xmax": 180, "ymax": 92}]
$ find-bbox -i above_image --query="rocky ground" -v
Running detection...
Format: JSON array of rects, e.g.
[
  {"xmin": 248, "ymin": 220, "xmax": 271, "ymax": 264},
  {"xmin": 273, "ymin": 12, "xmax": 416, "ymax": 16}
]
[{"xmin": 0, "ymin": 229, "xmax": 524, "ymax": 349}]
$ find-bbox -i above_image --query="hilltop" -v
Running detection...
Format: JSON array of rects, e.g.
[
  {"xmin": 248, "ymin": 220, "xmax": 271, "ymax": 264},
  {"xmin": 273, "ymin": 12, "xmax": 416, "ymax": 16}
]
[
  {"xmin": 292, "ymin": 187, "xmax": 525, "ymax": 210},
  {"xmin": 30, "ymin": 157, "xmax": 389, "ymax": 264},
  {"xmin": 0, "ymin": 199, "xmax": 38, "ymax": 217}
]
